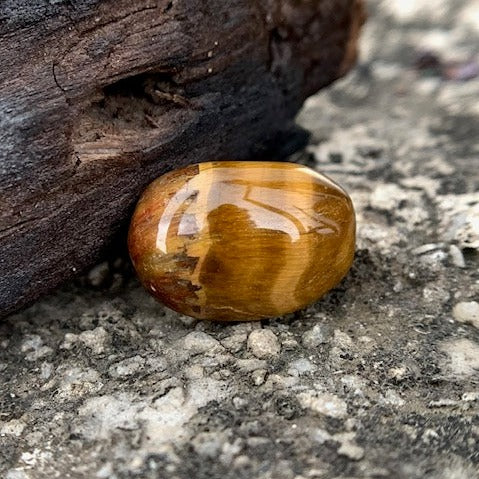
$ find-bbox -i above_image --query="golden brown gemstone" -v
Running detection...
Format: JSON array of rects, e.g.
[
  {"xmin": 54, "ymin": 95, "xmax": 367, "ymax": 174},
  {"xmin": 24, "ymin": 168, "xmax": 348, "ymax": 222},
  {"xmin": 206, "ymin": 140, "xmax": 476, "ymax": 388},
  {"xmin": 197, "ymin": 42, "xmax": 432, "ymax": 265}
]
[{"xmin": 128, "ymin": 161, "xmax": 356, "ymax": 321}]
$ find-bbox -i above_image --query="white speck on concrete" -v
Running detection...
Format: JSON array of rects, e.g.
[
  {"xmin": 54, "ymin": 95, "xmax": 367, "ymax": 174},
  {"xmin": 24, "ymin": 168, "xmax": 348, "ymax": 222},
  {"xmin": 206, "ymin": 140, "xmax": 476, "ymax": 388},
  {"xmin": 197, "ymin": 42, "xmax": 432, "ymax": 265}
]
[
  {"xmin": 182, "ymin": 331, "xmax": 224, "ymax": 355},
  {"xmin": 370, "ymin": 183, "xmax": 408, "ymax": 211},
  {"xmin": 74, "ymin": 393, "xmax": 143, "ymax": 440},
  {"xmin": 458, "ymin": 0, "xmax": 479, "ymax": 32},
  {"xmin": 109, "ymin": 355, "xmax": 145, "ymax": 378},
  {"xmin": 40, "ymin": 362, "xmax": 53, "ymax": 380},
  {"xmin": 61, "ymin": 326, "xmax": 109, "ymax": 355},
  {"xmin": 337, "ymin": 440, "xmax": 365, "ymax": 461},
  {"xmin": 74, "ymin": 378, "xmax": 229, "ymax": 451},
  {"xmin": 95, "ymin": 462, "xmax": 114, "ymax": 478},
  {"xmin": 428, "ymin": 398, "xmax": 459, "ymax": 408},
  {"xmin": 440, "ymin": 338, "xmax": 479, "ymax": 378},
  {"xmin": 281, "ymin": 337, "xmax": 299, "ymax": 350},
  {"xmin": 341, "ymin": 375, "xmax": 367, "ymax": 396},
  {"xmin": 220, "ymin": 333, "xmax": 247, "ymax": 352},
  {"xmin": 191, "ymin": 431, "xmax": 227, "ymax": 458},
  {"xmin": 400, "ymin": 176, "xmax": 441, "ymax": 199},
  {"xmin": 263, "ymin": 374, "xmax": 299, "ymax": 390},
  {"xmin": 302, "ymin": 324, "xmax": 329, "ymax": 348},
  {"xmin": 382, "ymin": 389, "xmax": 406, "ymax": 407},
  {"xmin": 1, "ymin": 419, "xmax": 26, "ymax": 437},
  {"xmin": 288, "ymin": 358, "xmax": 317, "ymax": 376},
  {"xmin": 449, "ymin": 245, "xmax": 466, "ymax": 268},
  {"xmin": 332, "ymin": 330, "xmax": 354, "ymax": 349},
  {"xmin": 247, "ymin": 329, "xmax": 281, "ymax": 359},
  {"xmin": 56, "ymin": 367, "xmax": 103, "ymax": 399},
  {"xmin": 453, "ymin": 301, "xmax": 479, "ymax": 329},
  {"xmin": 388, "ymin": 365, "xmax": 407, "ymax": 381},
  {"xmin": 462, "ymin": 391, "xmax": 479, "ymax": 402},
  {"xmin": 251, "ymin": 369, "xmax": 267, "ymax": 386},
  {"xmin": 437, "ymin": 194, "xmax": 479, "ymax": 250},
  {"xmin": 184, "ymin": 364, "xmax": 204, "ymax": 380},
  {"xmin": 21, "ymin": 335, "xmax": 53, "ymax": 361},
  {"xmin": 297, "ymin": 392, "xmax": 348, "ymax": 418},
  {"xmin": 219, "ymin": 438, "xmax": 243, "ymax": 466},
  {"xmin": 311, "ymin": 428, "xmax": 332, "ymax": 444},
  {"xmin": 381, "ymin": 0, "xmax": 449, "ymax": 23},
  {"xmin": 6, "ymin": 470, "xmax": 29, "ymax": 479},
  {"xmin": 21, "ymin": 335, "xmax": 42, "ymax": 353},
  {"xmin": 78, "ymin": 327, "xmax": 109, "ymax": 355},
  {"xmin": 236, "ymin": 359, "xmax": 268, "ymax": 372},
  {"xmin": 422, "ymin": 282, "xmax": 450, "ymax": 305}
]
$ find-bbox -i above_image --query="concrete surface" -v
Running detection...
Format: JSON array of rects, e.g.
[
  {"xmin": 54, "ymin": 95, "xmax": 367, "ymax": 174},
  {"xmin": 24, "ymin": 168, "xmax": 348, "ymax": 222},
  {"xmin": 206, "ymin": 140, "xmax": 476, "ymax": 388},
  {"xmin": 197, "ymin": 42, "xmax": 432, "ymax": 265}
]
[{"xmin": 1, "ymin": 1, "xmax": 478, "ymax": 478}]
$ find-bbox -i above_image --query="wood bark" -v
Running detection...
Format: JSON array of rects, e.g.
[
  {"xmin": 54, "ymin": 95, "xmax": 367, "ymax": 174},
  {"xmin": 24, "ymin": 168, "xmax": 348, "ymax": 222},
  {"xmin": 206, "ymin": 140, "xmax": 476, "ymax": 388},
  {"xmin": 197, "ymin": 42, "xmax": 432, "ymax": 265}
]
[{"xmin": 0, "ymin": 0, "xmax": 365, "ymax": 317}]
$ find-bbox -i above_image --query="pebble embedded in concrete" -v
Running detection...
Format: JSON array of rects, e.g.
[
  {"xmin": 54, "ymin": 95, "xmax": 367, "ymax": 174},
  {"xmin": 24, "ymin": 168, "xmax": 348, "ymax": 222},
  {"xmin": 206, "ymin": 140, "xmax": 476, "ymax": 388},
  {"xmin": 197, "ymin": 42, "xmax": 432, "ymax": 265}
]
[
  {"xmin": 453, "ymin": 301, "xmax": 479, "ymax": 329},
  {"xmin": 301, "ymin": 324, "xmax": 329, "ymax": 348},
  {"xmin": 61, "ymin": 327, "xmax": 109, "ymax": 355},
  {"xmin": 440, "ymin": 338, "xmax": 479, "ymax": 378},
  {"xmin": 182, "ymin": 331, "xmax": 224, "ymax": 355},
  {"xmin": 247, "ymin": 329, "xmax": 281, "ymax": 359},
  {"xmin": 297, "ymin": 392, "xmax": 348, "ymax": 419},
  {"xmin": 337, "ymin": 440, "xmax": 365, "ymax": 461},
  {"xmin": 0, "ymin": 419, "xmax": 26, "ymax": 437},
  {"xmin": 251, "ymin": 369, "xmax": 267, "ymax": 386}
]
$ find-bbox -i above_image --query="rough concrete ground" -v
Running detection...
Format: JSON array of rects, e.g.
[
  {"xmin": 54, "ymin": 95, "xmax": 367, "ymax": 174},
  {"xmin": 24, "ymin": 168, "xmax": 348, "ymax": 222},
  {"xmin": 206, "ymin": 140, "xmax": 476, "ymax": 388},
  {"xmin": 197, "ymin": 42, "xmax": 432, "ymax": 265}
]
[{"xmin": 1, "ymin": 1, "xmax": 479, "ymax": 478}]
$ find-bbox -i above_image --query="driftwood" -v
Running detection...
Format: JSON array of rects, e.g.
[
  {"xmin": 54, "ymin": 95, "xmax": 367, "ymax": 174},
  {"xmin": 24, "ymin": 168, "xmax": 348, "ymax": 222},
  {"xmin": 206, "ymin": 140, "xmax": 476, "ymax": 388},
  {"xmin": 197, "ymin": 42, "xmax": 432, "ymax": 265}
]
[{"xmin": 0, "ymin": 0, "xmax": 365, "ymax": 317}]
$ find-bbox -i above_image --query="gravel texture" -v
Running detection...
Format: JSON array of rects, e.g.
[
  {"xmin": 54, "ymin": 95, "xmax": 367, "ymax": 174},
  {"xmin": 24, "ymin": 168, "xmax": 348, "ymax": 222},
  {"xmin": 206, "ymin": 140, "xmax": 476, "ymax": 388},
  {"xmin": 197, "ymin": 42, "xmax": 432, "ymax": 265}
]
[{"xmin": 1, "ymin": 1, "xmax": 479, "ymax": 478}]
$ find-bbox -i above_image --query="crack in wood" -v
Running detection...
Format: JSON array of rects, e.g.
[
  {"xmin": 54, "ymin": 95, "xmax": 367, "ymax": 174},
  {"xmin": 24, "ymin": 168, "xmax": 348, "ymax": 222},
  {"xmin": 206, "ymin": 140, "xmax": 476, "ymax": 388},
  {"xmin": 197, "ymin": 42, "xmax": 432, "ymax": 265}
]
[
  {"xmin": 80, "ymin": 3, "xmax": 161, "ymax": 36},
  {"xmin": 52, "ymin": 62, "xmax": 67, "ymax": 93}
]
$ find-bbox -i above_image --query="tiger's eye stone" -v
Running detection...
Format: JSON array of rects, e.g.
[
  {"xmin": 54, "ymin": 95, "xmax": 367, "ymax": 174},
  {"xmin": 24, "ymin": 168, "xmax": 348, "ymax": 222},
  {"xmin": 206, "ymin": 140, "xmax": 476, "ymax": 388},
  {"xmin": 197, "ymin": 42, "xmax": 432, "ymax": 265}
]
[{"xmin": 128, "ymin": 161, "xmax": 356, "ymax": 321}]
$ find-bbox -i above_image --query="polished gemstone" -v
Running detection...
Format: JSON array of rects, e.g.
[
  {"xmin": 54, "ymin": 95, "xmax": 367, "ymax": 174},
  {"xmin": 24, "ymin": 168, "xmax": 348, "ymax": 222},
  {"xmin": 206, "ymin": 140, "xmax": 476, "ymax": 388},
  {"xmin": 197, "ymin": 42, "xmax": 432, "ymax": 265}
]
[{"xmin": 128, "ymin": 161, "xmax": 356, "ymax": 321}]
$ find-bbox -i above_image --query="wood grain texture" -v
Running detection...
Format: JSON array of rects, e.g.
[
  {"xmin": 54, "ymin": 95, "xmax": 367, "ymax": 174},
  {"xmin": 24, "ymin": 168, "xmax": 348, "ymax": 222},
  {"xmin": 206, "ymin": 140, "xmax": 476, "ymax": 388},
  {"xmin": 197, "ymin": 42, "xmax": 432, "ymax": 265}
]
[
  {"xmin": 0, "ymin": 0, "xmax": 365, "ymax": 317},
  {"xmin": 128, "ymin": 162, "xmax": 356, "ymax": 320}
]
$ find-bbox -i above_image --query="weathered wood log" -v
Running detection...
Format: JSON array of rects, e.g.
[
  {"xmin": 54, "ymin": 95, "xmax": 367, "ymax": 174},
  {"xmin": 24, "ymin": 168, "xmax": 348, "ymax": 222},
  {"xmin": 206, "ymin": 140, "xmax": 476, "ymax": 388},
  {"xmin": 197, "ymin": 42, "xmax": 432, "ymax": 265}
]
[{"xmin": 0, "ymin": 0, "xmax": 365, "ymax": 317}]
